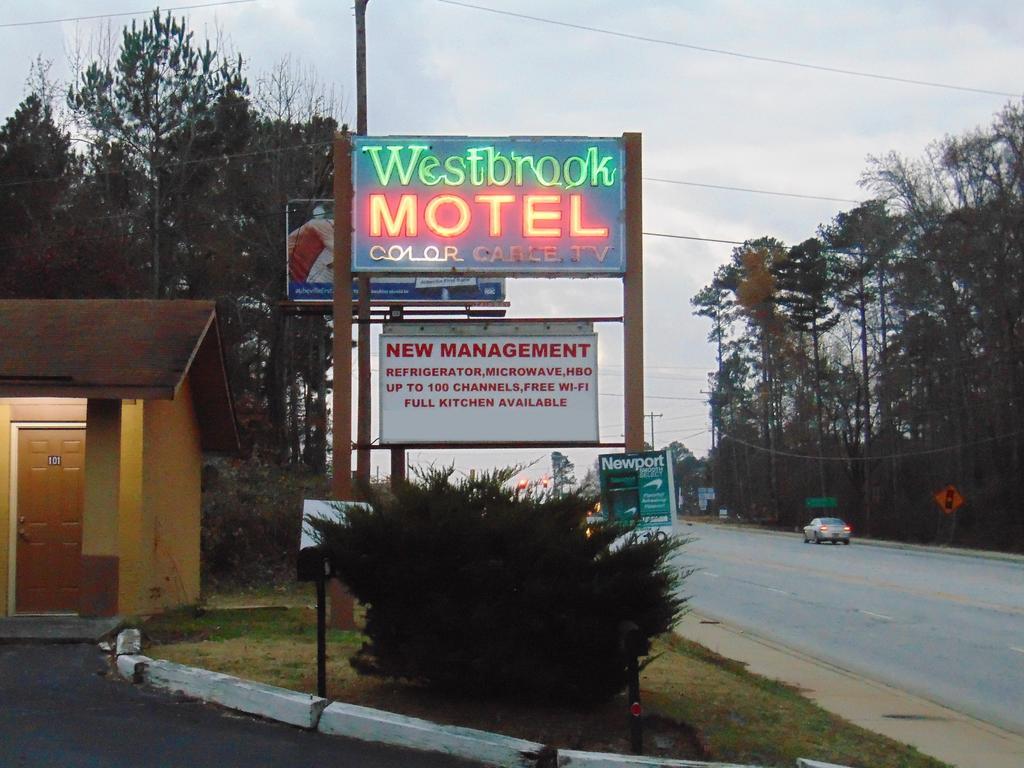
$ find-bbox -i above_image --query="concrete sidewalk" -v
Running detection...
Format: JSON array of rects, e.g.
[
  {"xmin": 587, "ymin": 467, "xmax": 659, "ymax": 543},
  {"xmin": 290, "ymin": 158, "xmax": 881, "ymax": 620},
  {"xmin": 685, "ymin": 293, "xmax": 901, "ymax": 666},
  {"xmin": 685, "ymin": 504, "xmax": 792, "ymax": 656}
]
[
  {"xmin": 0, "ymin": 616, "xmax": 122, "ymax": 644},
  {"xmin": 676, "ymin": 613, "xmax": 1024, "ymax": 768}
]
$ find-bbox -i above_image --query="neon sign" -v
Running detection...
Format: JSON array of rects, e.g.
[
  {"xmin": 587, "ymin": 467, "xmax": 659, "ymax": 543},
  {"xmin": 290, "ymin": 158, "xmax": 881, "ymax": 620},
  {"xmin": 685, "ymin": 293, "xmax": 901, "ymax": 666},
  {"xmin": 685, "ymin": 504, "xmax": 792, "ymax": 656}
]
[{"xmin": 352, "ymin": 137, "xmax": 626, "ymax": 275}]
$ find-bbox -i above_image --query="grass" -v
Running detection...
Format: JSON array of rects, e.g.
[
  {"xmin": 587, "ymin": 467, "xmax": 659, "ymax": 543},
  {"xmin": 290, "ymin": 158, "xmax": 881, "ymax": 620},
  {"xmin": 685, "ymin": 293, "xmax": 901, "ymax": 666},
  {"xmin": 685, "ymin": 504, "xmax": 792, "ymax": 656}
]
[{"xmin": 140, "ymin": 584, "xmax": 950, "ymax": 768}]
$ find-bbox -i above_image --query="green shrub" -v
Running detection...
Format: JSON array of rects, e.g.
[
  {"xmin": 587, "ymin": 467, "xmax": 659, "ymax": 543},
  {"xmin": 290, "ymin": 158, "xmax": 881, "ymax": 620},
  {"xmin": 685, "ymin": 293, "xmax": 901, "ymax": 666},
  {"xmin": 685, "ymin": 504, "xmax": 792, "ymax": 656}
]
[{"xmin": 308, "ymin": 467, "xmax": 687, "ymax": 704}]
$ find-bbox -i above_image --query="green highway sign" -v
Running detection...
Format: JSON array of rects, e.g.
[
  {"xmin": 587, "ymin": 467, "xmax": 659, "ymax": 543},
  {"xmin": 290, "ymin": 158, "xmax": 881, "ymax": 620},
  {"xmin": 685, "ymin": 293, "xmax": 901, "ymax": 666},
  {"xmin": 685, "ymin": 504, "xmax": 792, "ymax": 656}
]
[{"xmin": 805, "ymin": 496, "xmax": 838, "ymax": 509}]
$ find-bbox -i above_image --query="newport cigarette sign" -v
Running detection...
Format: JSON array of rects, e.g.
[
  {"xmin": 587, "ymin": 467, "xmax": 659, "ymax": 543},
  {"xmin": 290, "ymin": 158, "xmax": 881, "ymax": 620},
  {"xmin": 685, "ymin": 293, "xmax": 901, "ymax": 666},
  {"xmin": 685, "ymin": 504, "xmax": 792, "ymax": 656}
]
[
  {"xmin": 597, "ymin": 449, "xmax": 678, "ymax": 533},
  {"xmin": 352, "ymin": 136, "xmax": 626, "ymax": 275},
  {"xmin": 379, "ymin": 323, "xmax": 599, "ymax": 443}
]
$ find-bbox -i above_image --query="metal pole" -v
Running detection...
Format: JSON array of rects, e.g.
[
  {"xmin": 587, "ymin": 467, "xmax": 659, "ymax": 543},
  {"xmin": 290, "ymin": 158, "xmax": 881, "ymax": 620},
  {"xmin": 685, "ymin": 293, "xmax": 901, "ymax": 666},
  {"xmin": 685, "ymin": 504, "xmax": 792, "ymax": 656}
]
[
  {"xmin": 331, "ymin": 132, "xmax": 353, "ymax": 501},
  {"xmin": 627, "ymin": 654, "xmax": 642, "ymax": 753},
  {"xmin": 390, "ymin": 446, "xmax": 406, "ymax": 487},
  {"xmin": 355, "ymin": 0, "xmax": 372, "ymax": 487},
  {"xmin": 316, "ymin": 571, "xmax": 327, "ymax": 698},
  {"xmin": 623, "ymin": 133, "xmax": 645, "ymax": 452}
]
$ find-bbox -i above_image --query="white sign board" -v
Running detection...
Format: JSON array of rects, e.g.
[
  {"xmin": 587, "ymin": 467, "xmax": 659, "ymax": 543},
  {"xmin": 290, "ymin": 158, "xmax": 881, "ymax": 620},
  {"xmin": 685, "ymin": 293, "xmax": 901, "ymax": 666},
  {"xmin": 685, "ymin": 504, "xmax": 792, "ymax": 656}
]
[
  {"xmin": 300, "ymin": 499, "xmax": 371, "ymax": 549},
  {"xmin": 379, "ymin": 323, "xmax": 598, "ymax": 443}
]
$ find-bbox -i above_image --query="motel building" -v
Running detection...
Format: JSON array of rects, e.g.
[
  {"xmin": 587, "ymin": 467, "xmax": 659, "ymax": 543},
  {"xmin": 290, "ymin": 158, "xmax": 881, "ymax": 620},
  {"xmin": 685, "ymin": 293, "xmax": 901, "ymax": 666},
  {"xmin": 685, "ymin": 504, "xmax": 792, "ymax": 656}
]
[{"xmin": 0, "ymin": 300, "xmax": 238, "ymax": 619}]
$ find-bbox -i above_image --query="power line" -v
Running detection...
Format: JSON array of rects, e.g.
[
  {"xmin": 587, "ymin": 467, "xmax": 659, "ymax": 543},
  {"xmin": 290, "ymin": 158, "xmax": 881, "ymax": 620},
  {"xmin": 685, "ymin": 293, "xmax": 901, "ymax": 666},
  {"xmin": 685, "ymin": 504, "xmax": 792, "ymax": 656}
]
[
  {"xmin": 435, "ymin": 0, "xmax": 1020, "ymax": 99},
  {"xmin": 641, "ymin": 232, "xmax": 877, "ymax": 261},
  {"xmin": 598, "ymin": 370, "xmax": 707, "ymax": 382},
  {"xmin": 0, "ymin": 137, "xmax": 334, "ymax": 191},
  {"xmin": 0, "ymin": 139, "xmax": 868, "ymax": 210},
  {"xmin": 720, "ymin": 430, "xmax": 1024, "ymax": 462},
  {"xmin": 644, "ymin": 176, "xmax": 861, "ymax": 204},
  {"xmin": 601, "ymin": 393, "xmax": 708, "ymax": 402},
  {"xmin": 0, "ymin": 138, "xmax": 860, "ymax": 213},
  {"xmin": 603, "ymin": 364, "xmax": 711, "ymax": 370},
  {"xmin": 643, "ymin": 232, "xmax": 745, "ymax": 246},
  {"xmin": 604, "ymin": 414, "xmax": 709, "ymax": 430},
  {"xmin": 663, "ymin": 427, "xmax": 711, "ymax": 441},
  {"xmin": 601, "ymin": 426, "xmax": 711, "ymax": 442},
  {"xmin": 0, "ymin": 134, "xmax": 867, "ymax": 214},
  {"xmin": 0, "ymin": 0, "xmax": 256, "ymax": 29}
]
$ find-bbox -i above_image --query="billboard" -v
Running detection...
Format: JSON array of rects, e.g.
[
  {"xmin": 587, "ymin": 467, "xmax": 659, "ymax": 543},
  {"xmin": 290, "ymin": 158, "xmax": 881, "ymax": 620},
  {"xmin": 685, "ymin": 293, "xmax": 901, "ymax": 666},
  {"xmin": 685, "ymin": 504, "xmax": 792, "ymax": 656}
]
[
  {"xmin": 286, "ymin": 199, "xmax": 505, "ymax": 302},
  {"xmin": 597, "ymin": 450, "xmax": 678, "ymax": 535},
  {"xmin": 351, "ymin": 136, "xmax": 626, "ymax": 275},
  {"xmin": 379, "ymin": 323, "xmax": 598, "ymax": 443}
]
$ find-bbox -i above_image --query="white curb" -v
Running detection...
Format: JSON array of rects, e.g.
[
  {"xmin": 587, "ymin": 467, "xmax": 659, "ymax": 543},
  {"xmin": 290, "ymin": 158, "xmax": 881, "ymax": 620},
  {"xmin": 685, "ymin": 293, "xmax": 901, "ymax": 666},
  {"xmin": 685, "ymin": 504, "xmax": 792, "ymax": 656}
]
[
  {"xmin": 317, "ymin": 701, "xmax": 553, "ymax": 768},
  {"xmin": 558, "ymin": 750, "xmax": 760, "ymax": 768},
  {"xmin": 107, "ymin": 650, "xmax": 834, "ymax": 768},
  {"xmin": 116, "ymin": 653, "xmax": 151, "ymax": 682},
  {"xmin": 144, "ymin": 659, "xmax": 328, "ymax": 729}
]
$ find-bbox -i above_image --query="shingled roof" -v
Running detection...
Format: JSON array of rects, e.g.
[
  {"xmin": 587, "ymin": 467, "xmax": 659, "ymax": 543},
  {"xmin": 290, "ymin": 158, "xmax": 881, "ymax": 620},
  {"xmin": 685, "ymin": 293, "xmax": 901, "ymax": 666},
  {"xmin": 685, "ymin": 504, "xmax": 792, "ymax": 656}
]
[{"xmin": 0, "ymin": 300, "xmax": 238, "ymax": 452}]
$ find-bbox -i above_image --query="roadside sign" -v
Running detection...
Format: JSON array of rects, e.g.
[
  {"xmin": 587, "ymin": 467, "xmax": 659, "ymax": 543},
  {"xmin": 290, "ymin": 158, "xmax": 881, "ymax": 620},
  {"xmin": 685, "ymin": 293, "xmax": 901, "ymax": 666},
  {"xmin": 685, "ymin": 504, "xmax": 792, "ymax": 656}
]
[
  {"xmin": 379, "ymin": 322, "xmax": 598, "ymax": 443},
  {"xmin": 805, "ymin": 497, "xmax": 838, "ymax": 509},
  {"xmin": 300, "ymin": 499, "xmax": 371, "ymax": 549},
  {"xmin": 351, "ymin": 136, "xmax": 627, "ymax": 276},
  {"xmin": 933, "ymin": 485, "xmax": 964, "ymax": 515},
  {"xmin": 597, "ymin": 449, "xmax": 677, "ymax": 534}
]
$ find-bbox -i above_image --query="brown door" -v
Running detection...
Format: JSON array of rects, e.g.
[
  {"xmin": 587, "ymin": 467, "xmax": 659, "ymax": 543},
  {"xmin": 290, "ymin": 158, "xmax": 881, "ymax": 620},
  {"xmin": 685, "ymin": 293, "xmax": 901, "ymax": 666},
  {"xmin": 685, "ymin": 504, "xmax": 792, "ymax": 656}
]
[{"xmin": 14, "ymin": 428, "xmax": 85, "ymax": 614}]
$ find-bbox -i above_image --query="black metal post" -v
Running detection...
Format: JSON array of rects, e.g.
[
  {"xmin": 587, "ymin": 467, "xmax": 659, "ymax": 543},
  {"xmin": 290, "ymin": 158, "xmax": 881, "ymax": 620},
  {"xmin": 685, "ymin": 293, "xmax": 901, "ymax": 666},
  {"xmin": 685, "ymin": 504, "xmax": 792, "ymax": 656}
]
[
  {"xmin": 619, "ymin": 620, "xmax": 646, "ymax": 754},
  {"xmin": 627, "ymin": 654, "xmax": 642, "ymax": 753},
  {"xmin": 316, "ymin": 570, "xmax": 327, "ymax": 698}
]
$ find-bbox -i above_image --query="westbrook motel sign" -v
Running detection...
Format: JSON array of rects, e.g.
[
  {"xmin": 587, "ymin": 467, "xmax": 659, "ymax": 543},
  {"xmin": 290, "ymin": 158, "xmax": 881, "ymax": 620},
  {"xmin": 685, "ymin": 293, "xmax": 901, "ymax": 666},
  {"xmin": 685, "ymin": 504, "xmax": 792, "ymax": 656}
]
[{"xmin": 352, "ymin": 136, "xmax": 626, "ymax": 275}]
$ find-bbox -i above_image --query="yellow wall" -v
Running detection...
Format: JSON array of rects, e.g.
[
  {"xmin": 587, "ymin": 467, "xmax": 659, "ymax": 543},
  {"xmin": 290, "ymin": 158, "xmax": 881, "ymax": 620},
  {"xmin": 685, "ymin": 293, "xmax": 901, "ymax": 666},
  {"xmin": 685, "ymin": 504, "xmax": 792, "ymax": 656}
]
[
  {"xmin": 81, "ymin": 400, "xmax": 121, "ymax": 557},
  {"xmin": 0, "ymin": 403, "xmax": 10, "ymax": 615},
  {"xmin": 136, "ymin": 379, "xmax": 202, "ymax": 614},
  {"xmin": 117, "ymin": 401, "xmax": 144, "ymax": 615}
]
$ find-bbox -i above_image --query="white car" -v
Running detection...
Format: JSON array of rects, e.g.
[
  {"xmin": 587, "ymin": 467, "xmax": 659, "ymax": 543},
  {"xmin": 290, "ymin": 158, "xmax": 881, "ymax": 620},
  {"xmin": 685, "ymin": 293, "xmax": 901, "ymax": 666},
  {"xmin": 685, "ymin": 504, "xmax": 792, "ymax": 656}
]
[{"xmin": 803, "ymin": 517, "xmax": 851, "ymax": 544}]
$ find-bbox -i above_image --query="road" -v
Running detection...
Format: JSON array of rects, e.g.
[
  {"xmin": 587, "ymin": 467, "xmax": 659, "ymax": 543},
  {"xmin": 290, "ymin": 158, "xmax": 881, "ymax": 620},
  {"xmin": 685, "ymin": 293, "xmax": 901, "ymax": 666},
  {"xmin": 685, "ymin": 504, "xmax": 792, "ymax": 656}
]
[
  {"xmin": 674, "ymin": 523, "xmax": 1024, "ymax": 735},
  {"xmin": 0, "ymin": 644, "xmax": 481, "ymax": 768}
]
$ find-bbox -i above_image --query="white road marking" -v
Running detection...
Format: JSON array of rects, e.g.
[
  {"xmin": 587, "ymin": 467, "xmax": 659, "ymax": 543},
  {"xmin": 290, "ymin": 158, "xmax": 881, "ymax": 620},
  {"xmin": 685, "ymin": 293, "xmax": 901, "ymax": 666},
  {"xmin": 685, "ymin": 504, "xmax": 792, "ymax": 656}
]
[
  {"xmin": 1010, "ymin": 646, "xmax": 1024, "ymax": 655},
  {"xmin": 759, "ymin": 586, "xmax": 788, "ymax": 595},
  {"xmin": 702, "ymin": 572, "xmax": 719, "ymax": 578},
  {"xmin": 859, "ymin": 610, "xmax": 893, "ymax": 621}
]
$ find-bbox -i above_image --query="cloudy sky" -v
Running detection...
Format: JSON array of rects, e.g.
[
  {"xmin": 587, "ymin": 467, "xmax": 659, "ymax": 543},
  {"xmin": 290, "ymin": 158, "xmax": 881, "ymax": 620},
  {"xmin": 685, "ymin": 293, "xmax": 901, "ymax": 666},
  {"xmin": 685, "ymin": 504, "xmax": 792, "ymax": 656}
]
[{"xmin": 2, "ymin": 0, "xmax": 1021, "ymax": 481}]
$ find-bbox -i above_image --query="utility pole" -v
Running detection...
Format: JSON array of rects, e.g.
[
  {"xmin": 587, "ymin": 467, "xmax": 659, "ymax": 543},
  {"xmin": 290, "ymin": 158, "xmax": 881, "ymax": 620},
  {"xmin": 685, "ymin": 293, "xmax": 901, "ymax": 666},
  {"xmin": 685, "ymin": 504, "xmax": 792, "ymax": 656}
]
[
  {"xmin": 645, "ymin": 412, "xmax": 662, "ymax": 449},
  {"xmin": 326, "ymin": 0, "xmax": 371, "ymax": 632},
  {"xmin": 355, "ymin": 0, "xmax": 372, "ymax": 487},
  {"xmin": 355, "ymin": 0, "xmax": 368, "ymax": 135}
]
